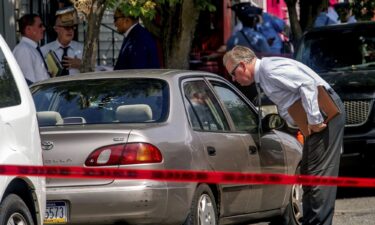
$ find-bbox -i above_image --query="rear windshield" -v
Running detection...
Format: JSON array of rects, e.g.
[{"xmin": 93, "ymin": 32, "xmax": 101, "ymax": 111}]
[
  {"xmin": 296, "ymin": 29, "xmax": 375, "ymax": 73},
  {"xmin": 32, "ymin": 78, "xmax": 169, "ymax": 125}
]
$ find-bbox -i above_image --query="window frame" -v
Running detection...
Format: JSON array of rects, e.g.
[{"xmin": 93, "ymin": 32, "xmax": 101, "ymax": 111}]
[
  {"xmin": 0, "ymin": 45, "xmax": 21, "ymax": 109},
  {"xmin": 207, "ymin": 78, "xmax": 260, "ymax": 134},
  {"xmin": 181, "ymin": 77, "xmax": 231, "ymax": 133},
  {"xmin": 31, "ymin": 78, "xmax": 170, "ymax": 125}
]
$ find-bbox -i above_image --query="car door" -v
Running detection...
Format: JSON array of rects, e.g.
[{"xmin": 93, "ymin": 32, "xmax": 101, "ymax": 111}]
[
  {"xmin": 209, "ymin": 79, "xmax": 287, "ymax": 211},
  {"xmin": 208, "ymin": 79, "xmax": 265, "ymax": 213},
  {"xmin": 182, "ymin": 78, "xmax": 261, "ymax": 216}
]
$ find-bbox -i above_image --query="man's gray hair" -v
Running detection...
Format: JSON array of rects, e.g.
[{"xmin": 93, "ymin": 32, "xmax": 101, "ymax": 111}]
[{"xmin": 223, "ymin": 45, "xmax": 257, "ymax": 66}]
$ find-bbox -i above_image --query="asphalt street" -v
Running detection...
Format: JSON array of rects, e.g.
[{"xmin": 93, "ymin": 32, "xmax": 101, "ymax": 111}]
[
  {"xmin": 250, "ymin": 195, "xmax": 375, "ymax": 225},
  {"xmin": 250, "ymin": 165, "xmax": 375, "ymax": 225}
]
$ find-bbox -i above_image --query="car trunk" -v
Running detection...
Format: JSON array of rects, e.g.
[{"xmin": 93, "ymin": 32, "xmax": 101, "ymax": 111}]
[{"xmin": 40, "ymin": 125, "xmax": 131, "ymax": 187}]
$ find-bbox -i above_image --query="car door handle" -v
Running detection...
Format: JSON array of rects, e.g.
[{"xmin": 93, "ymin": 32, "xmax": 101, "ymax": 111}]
[
  {"xmin": 249, "ymin": 146, "xmax": 257, "ymax": 155},
  {"xmin": 207, "ymin": 146, "xmax": 216, "ymax": 156}
]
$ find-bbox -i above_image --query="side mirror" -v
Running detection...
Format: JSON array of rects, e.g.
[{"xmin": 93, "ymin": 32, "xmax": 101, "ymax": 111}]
[{"xmin": 262, "ymin": 113, "xmax": 285, "ymax": 132}]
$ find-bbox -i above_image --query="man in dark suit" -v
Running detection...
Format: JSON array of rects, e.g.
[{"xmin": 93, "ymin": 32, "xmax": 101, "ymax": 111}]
[{"xmin": 113, "ymin": 8, "xmax": 160, "ymax": 70}]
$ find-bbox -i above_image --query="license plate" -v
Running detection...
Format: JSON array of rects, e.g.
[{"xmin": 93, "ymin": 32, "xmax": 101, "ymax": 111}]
[{"xmin": 44, "ymin": 201, "xmax": 68, "ymax": 224}]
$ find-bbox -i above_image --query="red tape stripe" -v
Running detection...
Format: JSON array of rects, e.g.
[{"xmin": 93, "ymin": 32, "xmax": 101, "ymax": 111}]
[{"xmin": 1, "ymin": 165, "xmax": 375, "ymax": 187}]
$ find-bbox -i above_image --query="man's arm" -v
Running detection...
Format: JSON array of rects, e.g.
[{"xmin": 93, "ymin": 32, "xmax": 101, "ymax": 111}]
[
  {"xmin": 13, "ymin": 47, "xmax": 36, "ymax": 83},
  {"xmin": 266, "ymin": 64, "xmax": 324, "ymax": 125}
]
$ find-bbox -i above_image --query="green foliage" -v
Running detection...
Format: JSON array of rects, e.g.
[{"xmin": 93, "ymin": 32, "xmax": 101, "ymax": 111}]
[
  {"xmin": 195, "ymin": 0, "xmax": 216, "ymax": 11},
  {"xmin": 106, "ymin": 0, "xmax": 157, "ymax": 20},
  {"xmin": 106, "ymin": 0, "xmax": 215, "ymax": 20},
  {"xmin": 352, "ymin": 0, "xmax": 375, "ymax": 21},
  {"xmin": 156, "ymin": 0, "xmax": 181, "ymax": 6}
]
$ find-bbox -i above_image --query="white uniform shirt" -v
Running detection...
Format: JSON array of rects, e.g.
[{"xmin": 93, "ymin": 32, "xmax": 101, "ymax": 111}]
[
  {"xmin": 41, "ymin": 40, "xmax": 83, "ymax": 75},
  {"xmin": 253, "ymin": 57, "xmax": 331, "ymax": 125},
  {"xmin": 12, "ymin": 37, "xmax": 50, "ymax": 83}
]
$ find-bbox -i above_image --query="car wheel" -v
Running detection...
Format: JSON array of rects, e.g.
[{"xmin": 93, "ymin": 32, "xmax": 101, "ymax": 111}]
[
  {"xmin": 0, "ymin": 194, "xmax": 34, "ymax": 225},
  {"xmin": 183, "ymin": 184, "xmax": 218, "ymax": 225},
  {"xmin": 288, "ymin": 183, "xmax": 303, "ymax": 225}
]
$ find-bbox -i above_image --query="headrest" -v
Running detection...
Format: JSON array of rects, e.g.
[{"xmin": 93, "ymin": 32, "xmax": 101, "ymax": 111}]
[
  {"xmin": 37, "ymin": 111, "xmax": 64, "ymax": 126},
  {"xmin": 63, "ymin": 117, "xmax": 86, "ymax": 124},
  {"xmin": 116, "ymin": 104, "xmax": 153, "ymax": 123}
]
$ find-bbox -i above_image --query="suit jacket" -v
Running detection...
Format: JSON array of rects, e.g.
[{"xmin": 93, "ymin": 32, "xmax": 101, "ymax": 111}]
[{"xmin": 114, "ymin": 24, "xmax": 160, "ymax": 70}]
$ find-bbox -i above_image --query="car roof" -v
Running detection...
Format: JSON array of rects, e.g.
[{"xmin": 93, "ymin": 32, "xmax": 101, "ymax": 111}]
[
  {"xmin": 30, "ymin": 69, "xmax": 223, "ymax": 86},
  {"xmin": 304, "ymin": 21, "xmax": 375, "ymax": 35}
]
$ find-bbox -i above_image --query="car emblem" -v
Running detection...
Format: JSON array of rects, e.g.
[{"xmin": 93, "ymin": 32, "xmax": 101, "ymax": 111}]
[
  {"xmin": 113, "ymin": 137, "xmax": 124, "ymax": 141},
  {"xmin": 41, "ymin": 141, "xmax": 54, "ymax": 150}
]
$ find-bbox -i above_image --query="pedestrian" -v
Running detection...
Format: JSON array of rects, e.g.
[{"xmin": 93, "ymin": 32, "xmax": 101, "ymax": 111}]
[
  {"xmin": 223, "ymin": 45, "xmax": 345, "ymax": 225},
  {"xmin": 314, "ymin": 6, "xmax": 339, "ymax": 27},
  {"xmin": 113, "ymin": 7, "xmax": 160, "ymax": 70},
  {"xmin": 42, "ymin": 6, "xmax": 83, "ymax": 76},
  {"xmin": 334, "ymin": 3, "xmax": 357, "ymax": 24},
  {"xmin": 13, "ymin": 14, "xmax": 50, "ymax": 85},
  {"xmin": 257, "ymin": 11, "xmax": 286, "ymax": 54},
  {"xmin": 230, "ymin": 2, "xmax": 287, "ymax": 54},
  {"xmin": 226, "ymin": 7, "xmax": 271, "ymax": 54}
]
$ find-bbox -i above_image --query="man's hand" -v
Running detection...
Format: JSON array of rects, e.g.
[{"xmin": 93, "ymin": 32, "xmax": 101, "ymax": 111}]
[
  {"xmin": 62, "ymin": 56, "xmax": 81, "ymax": 69},
  {"xmin": 308, "ymin": 123, "xmax": 327, "ymax": 134}
]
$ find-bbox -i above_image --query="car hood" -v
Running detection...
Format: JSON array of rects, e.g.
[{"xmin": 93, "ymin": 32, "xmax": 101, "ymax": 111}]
[{"xmin": 320, "ymin": 70, "xmax": 375, "ymax": 99}]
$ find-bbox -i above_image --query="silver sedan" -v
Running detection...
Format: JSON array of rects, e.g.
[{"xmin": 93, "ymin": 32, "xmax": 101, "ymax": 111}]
[{"xmin": 31, "ymin": 70, "xmax": 303, "ymax": 225}]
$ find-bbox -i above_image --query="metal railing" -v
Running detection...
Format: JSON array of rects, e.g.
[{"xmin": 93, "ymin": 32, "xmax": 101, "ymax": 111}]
[{"xmin": 97, "ymin": 23, "xmax": 121, "ymax": 66}]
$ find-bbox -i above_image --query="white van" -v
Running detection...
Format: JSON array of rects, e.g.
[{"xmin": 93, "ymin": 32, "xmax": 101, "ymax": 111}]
[{"xmin": 0, "ymin": 34, "xmax": 45, "ymax": 225}]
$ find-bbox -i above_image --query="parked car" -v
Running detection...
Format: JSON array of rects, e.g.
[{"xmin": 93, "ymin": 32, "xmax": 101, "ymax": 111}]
[
  {"xmin": 30, "ymin": 70, "xmax": 302, "ymax": 225},
  {"xmin": 0, "ymin": 34, "xmax": 45, "ymax": 225},
  {"xmin": 295, "ymin": 22, "xmax": 375, "ymax": 168}
]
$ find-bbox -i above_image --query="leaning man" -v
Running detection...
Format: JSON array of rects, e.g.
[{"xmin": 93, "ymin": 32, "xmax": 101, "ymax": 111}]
[{"xmin": 223, "ymin": 45, "xmax": 345, "ymax": 225}]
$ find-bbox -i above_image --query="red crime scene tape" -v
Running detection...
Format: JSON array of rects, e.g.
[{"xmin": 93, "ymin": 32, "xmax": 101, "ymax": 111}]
[{"xmin": 1, "ymin": 165, "xmax": 375, "ymax": 188}]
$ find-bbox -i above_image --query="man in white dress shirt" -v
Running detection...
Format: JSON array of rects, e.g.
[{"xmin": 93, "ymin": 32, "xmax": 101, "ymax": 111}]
[
  {"xmin": 13, "ymin": 14, "xmax": 50, "ymax": 85},
  {"xmin": 42, "ymin": 7, "xmax": 83, "ymax": 76},
  {"xmin": 223, "ymin": 45, "xmax": 345, "ymax": 225}
]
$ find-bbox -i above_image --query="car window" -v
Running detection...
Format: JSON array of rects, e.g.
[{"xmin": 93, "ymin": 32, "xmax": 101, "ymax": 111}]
[
  {"xmin": 183, "ymin": 80, "xmax": 229, "ymax": 132},
  {"xmin": 296, "ymin": 30, "xmax": 375, "ymax": 72},
  {"xmin": 211, "ymin": 81, "xmax": 258, "ymax": 133},
  {"xmin": 0, "ymin": 47, "xmax": 21, "ymax": 108},
  {"xmin": 32, "ymin": 78, "xmax": 168, "ymax": 125}
]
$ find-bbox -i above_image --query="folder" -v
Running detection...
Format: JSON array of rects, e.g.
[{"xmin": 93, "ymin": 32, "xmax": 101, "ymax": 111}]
[
  {"xmin": 45, "ymin": 50, "xmax": 63, "ymax": 77},
  {"xmin": 287, "ymin": 86, "xmax": 341, "ymax": 137}
]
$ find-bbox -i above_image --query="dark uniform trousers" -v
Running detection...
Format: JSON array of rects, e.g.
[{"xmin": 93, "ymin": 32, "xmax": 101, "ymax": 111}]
[{"xmin": 301, "ymin": 89, "xmax": 345, "ymax": 225}]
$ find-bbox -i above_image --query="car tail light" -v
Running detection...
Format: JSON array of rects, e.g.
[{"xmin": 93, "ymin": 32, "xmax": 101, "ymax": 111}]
[
  {"xmin": 85, "ymin": 143, "xmax": 163, "ymax": 166},
  {"xmin": 296, "ymin": 130, "xmax": 304, "ymax": 145}
]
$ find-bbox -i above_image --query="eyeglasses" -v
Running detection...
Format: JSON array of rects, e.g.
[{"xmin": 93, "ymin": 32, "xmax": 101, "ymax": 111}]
[
  {"xmin": 57, "ymin": 25, "xmax": 76, "ymax": 31},
  {"xmin": 114, "ymin": 16, "xmax": 125, "ymax": 22},
  {"xmin": 230, "ymin": 62, "xmax": 241, "ymax": 78}
]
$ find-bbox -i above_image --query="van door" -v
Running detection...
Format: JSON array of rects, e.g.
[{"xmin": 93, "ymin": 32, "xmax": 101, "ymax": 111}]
[{"xmin": 0, "ymin": 34, "xmax": 45, "ymax": 223}]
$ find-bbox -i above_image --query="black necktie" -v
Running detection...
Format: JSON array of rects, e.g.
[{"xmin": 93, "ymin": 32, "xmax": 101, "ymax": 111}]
[
  {"xmin": 36, "ymin": 46, "xmax": 49, "ymax": 76},
  {"xmin": 60, "ymin": 46, "xmax": 70, "ymax": 76}
]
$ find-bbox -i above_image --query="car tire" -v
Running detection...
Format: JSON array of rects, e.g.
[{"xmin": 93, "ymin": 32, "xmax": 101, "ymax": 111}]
[
  {"xmin": 270, "ymin": 168, "xmax": 303, "ymax": 225},
  {"xmin": 0, "ymin": 194, "xmax": 34, "ymax": 225},
  {"xmin": 183, "ymin": 184, "xmax": 218, "ymax": 225}
]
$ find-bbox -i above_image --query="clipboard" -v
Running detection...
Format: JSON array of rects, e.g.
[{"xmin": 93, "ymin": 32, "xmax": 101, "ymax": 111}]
[
  {"xmin": 288, "ymin": 86, "xmax": 341, "ymax": 137},
  {"xmin": 45, "ymin": 50, "xmax": 63, "ymax": 77}
]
